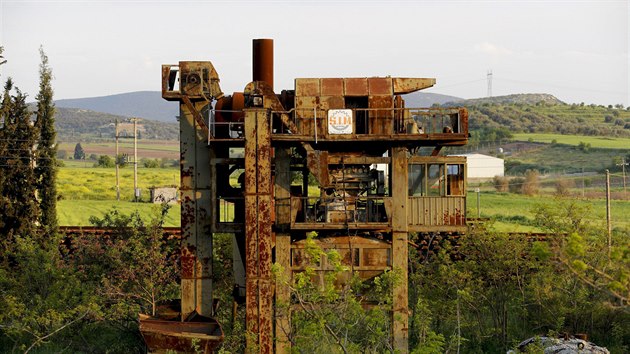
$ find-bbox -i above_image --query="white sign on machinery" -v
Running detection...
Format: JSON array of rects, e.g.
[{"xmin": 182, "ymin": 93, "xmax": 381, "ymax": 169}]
[{"xmin": 327, "ymin": 109, "xmax": 353, "ymax": 135}]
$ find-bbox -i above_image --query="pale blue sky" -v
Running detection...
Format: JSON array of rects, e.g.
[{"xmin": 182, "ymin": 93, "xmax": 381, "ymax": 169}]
[{"xmin": 1, "ymin": 0, "xmax": 628, "ymax": 106}]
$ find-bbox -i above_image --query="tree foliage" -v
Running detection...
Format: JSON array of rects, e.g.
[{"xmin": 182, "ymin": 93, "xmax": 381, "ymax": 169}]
[
  {"xmin": 73, "ymin": 142, "xmax": 85, "ymax": 160},
  {"xmin": 0, "ymin": 80, "xmax": 40, "ymax": 249},
  {"xmin": 35, "ymin": 46, "xmax": 58, "ymax": 236},
  {"xmin": 273, "ymin": 233, "xmax": 400, "ymax": 353}
]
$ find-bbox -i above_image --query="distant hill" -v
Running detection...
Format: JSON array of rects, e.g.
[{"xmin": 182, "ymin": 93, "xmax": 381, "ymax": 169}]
[
  {"xmin": 403, "ymin": 92, "xmax": 464, "ymax": 107},
  {"xmin": 444, "ymin": 93, "xmax": 564, "ymax": 106},
  {"xmin": 54, "ymin": 91, "xmax": 463, "ymax": 120},
  {"xmin": 28, "ymin": 106, "xmax": 179, "ymax": 141},
  {"xmin": 54, "ymin": 91, "xmax": 179, "ymax": 123},
  {"xmin": 438, "ymin": 94, "xmax": 630, "ymax": 138}
]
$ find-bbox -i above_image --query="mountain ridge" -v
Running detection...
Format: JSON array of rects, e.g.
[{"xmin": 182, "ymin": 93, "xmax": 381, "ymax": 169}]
[{"xmin": 54, "ymin": 91, "xmax": 179, "ymax": 123}]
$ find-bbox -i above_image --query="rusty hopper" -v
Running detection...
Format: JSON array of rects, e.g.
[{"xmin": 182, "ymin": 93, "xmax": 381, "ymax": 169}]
[{"xmin": 139, "ymin": 311, "xmax": 223, "ymax": 353}]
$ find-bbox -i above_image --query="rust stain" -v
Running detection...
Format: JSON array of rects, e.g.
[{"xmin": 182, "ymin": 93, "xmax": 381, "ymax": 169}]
[{"xmin": 181, "ymin": 245, "xmax": 197, "ymax": 279}]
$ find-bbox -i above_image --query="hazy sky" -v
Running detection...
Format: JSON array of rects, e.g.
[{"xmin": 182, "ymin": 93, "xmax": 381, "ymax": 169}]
[{"xmin": 1, "ymin": 0, "xmax": 628, "ymax": 106}]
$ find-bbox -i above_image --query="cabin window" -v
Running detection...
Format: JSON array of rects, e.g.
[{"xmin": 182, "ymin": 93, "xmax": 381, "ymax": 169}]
[
  {"xmin": 408, "ymin": 164, "xmax": 426, "ymax": 196},
  {"xmin": 409, "ymin": 163, "xmax": 464, "ymax": 197},
  {"xmin": 447, "ymin": 164, "xmax": 465, "ymax": 196}
]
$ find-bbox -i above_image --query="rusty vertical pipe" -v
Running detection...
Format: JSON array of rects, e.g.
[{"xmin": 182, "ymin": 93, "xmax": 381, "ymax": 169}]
[{"xmin": 253, "ymin": 39, "xmax": 274, "ymax": 90}]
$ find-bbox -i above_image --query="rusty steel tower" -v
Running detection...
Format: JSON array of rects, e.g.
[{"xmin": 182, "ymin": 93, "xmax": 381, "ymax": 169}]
[{"xmin": 157, "ymin": 39, "xmax": 469, "ymax": 353}]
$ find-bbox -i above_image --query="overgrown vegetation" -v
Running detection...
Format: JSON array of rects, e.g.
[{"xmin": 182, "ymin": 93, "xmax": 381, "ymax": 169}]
[{"xmin": 458, "ymin": 99, "xmax": 630, "ymax": 138}]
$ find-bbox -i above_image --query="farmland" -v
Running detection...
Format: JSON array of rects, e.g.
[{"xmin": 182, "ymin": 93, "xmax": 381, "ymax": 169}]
[
  {"xmin": 513, "ymin": 133, "xmax": 630, "ymax": 149},
  {"xmin": 57, "ymin": 163, "xmax": 630, "ymax": 233}
]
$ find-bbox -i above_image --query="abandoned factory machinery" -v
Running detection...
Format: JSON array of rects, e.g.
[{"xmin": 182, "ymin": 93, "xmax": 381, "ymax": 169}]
[{"xmin": 142, "ymin": 38, "xmax": 470, "ymax": 353}]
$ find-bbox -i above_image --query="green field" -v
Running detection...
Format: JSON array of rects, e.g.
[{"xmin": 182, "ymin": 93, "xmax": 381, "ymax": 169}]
[
  {"xmin": 467, "ymin": 191, "xmax": 630, "ymax": 232},
  {"xmin": 58, "ymin": 167, "xmax": 179, "ymax": 200},
  {"xmin": 513, "ymin": 133, "xmax": 630, "ymax": 149},
  {"xmin": 57, "ymin": 163, "xmax": 630, "ymax": 232},
  {"xmin": 58, "ymin": 200, "xmax": 180, "ymax": 226}
]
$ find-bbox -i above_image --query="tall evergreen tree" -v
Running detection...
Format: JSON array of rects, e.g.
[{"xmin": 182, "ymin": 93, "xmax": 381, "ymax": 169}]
[
  {"xmin": 0, "ymin": 84, "xmax": 39, "ymax": 243},
  {"xmin": 73, "ymin": 142, "xmax": 85, "ymax": 160},
  {"xmin": 35, "ymin": 47, "xmax": 58, "ymax": 236}
]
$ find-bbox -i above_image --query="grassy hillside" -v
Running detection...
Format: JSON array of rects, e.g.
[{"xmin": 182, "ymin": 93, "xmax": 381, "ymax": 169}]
[
  {"xmin": 442, "ymin": 95, "xmax": 630, "ymax": 138},
  {"xmin": 53, "ymin": 107, "xmax": 178, "ymax": 141}
]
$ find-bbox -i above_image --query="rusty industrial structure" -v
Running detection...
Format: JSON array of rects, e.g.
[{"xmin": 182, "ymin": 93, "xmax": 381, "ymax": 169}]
[{"xmin": 152, "ymin": 39, "xmax": 470, "ymax": 353}]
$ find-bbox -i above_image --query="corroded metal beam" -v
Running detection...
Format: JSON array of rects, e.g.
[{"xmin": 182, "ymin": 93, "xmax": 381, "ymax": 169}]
[{"xmin": 244, "ymin": 108, "xmax": 273, "ymax": 353}]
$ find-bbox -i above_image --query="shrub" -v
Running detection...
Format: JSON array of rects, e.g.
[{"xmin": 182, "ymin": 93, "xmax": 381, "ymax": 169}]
[
  {"xmin": 555, "ymin": 178, "xmax": 574, "ymax": 196},
  {"xmin": 94, "ymin": 155, "xmax": 114, "ymax": 168},
  {"xmin": 521, "ymin": 169, "xmax": 540, "ymax": 196},
  {"xmin": 493, "ymin": 176, "xmax": 509, "ymax": 192},
  {"xmin": 509, "ymin": 177, "xmax": 525, "ymax": 194},
  {"xmin": 143, "ymin": 158, "xmax": 160, "ymax": 168}
]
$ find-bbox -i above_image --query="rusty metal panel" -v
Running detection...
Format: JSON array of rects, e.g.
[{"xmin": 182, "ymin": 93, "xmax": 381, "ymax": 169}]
[
  {"xmin": 344, "ymin": 78, "xmax": 368, "ymax": 96},
  {"xmin": 369, "ymin": 95, "xmax": 394, "ymax": 135},
  {"xmin": 368, "ymin": 77, "xmax": 393, "ymax": 95},
  {"xmin": 295, "ymin": 96, "xmax": 317, "ymax": 110},
  {"xmin": 179, "ymin": 99, "xmax": 213, "ymax": 319},
  {"xmin": 294, "ymin": 96, "xmax": 317, "ymax": 136},
  {"xmin": 321, "ymin": 78, "xmax": 344, "ymax": 96},
  {"xmin": 306, "ymin": 150, "xmax": 329, "ymax": 186},
  {"xmin": 179, "ymin": 61, "xmax": 223, "ymax": 99},
  {"xmin": 295, "ymin": 78, "xmax": 320, "ymax": 97},
  {"xmin": 320, "ymin": 95, "xmax": 345, "ymax": 110},
  {"xmin": 408, "ymin": 196, "xmax": 466, "ymax": 227},
  {"xmin": 393, "ymin": 78, "xmax": 435, "ymax": 94}
]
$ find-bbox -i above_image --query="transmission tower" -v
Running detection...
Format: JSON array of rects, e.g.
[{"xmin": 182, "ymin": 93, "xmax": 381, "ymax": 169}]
[{"xmin": 487, "ymin": 69, "xmax": 493, "ymax": 97}]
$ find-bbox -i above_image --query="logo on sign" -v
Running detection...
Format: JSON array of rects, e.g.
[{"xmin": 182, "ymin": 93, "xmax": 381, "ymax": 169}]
[{"xmin": 328, "ymin": 109, "xmax": 353, "ymax": 134}]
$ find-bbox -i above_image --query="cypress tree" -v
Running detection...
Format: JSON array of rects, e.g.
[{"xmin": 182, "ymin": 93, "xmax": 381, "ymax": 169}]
[
  {"xmin": 0, "ymin": 77, "xmax": 11, "ymax": 247},
  {"xmin": 35, "ymin": 47, "xmax": 58, "ymax": 235},
  {"xmin": 0, "ymin": 84, "xmax": 39, "ymax": 241}
]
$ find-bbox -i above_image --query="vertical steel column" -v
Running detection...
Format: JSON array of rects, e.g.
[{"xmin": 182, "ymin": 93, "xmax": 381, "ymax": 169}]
[
  {"xmin": 244, "ymin": 108, "xmax": 273, "ymax": 353},
  {"xmin": 179, "ymin": 100, "xmax": 213, "ymax": 318},
  {"xmin": 391, "ymin": 147, "xmax": 409, "ymax": 352},
  {"xmin": 274, "ymin": 148, "xmax": 292, "ymax": 354}
]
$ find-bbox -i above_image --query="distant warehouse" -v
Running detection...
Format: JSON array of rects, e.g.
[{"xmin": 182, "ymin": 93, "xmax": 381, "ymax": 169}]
[{"xmin": 449, "ymin": 153, "xmax": 504, "ymax": 179}]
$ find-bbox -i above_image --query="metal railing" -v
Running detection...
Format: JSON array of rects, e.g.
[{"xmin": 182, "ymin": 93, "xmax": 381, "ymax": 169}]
[
  {"xmin": 208, "ymin": 110, "xmax": 245, "ymax": 140},
  {"xmin": 271, "ymin": 107, "xmax": 463, "ymax": 136},
  {"xmin": 206, "ymin": 107, "xmax": 464, "ymax": 139}
]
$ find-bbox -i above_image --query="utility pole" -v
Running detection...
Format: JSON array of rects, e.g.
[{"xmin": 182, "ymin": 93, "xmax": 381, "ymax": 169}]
[
  {"xmin": 134, "ymin": 118, "xmax": 139, "ymax": 202},
  {"xmin": 617, "ymin": 157, "xmax": 628, "ymax": 195},
  {"xmin": 475, "ymin": 188, "xmax": 481, "ymax": 218},
  {"xmin": 487, "ymin": 70, "xmax": 493, "ymax": 97},
  {"xmin": 605, "ymin": 170, "xmax": 611, "ymax": 260},
  {"xmin": 115, "ymin": 119, "xmax": 120, "ymax": 201},
  {"xmin": 581, "ymin": 166, "xmax": 585, "ymax": 198}
]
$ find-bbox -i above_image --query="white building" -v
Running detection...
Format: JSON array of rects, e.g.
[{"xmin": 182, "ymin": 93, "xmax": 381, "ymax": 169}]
[{"xmin": 451, "ymin": 153, "xmax": 504, "ymax": 179}]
